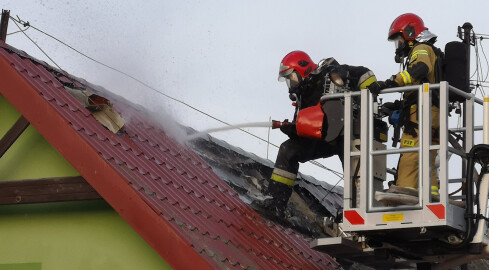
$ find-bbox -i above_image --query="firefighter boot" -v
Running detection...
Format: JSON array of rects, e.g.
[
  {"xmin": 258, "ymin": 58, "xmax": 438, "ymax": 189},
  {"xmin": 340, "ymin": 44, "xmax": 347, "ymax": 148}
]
[{"xmin": 263, "ymin": 179, "xmax": 293, "ymax": 213}]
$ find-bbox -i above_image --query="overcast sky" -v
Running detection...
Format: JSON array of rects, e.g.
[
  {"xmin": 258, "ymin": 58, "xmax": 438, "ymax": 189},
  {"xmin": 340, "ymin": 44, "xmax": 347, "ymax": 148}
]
[{"xmin": 3, "ymin": 0, "xmax": 489, "ymax": 186}]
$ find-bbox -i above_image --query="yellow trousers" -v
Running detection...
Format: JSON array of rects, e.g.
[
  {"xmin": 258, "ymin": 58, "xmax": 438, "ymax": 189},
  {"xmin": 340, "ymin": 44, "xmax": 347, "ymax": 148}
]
[{"xmin": 396, "ymin": 105, "xmax": 440, "ymax": 190}]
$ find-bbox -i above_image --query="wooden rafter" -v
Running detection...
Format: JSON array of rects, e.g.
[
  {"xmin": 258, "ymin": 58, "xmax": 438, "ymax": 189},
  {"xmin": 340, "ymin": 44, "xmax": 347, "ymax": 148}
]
[
  {"xmin": 0, "ymin": 115, "xmax": 30, "ymax": 159},
  {"xmin": 0, "ymin": 176, "xmax": 102, "ymax": 205}
]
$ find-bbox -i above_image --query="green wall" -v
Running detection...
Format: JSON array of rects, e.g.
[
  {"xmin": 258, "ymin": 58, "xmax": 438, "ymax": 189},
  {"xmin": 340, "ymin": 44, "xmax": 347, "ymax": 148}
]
[
  {"xmin": 0, "ymin": 95, "xmax": 172, "ymax": 269},
  {"xmin": 0, "ymin": 94, "xmax": 79, "ymax": 180},
  {"xmin": 0, "ymin": 201, "xmax": 172, "ymax": 270}
]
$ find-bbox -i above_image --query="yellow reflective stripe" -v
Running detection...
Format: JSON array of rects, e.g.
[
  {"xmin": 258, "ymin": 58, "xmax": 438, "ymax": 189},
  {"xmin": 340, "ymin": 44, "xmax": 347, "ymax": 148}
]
[
  {"xmin": 412, "ymin": 50, "xmax": 429, "ymax": 56},
  {"xmin": 410, "ymin": 50, "xmax": 428, "ymax": 62},
  {"xmin": 431, "ymin": 186, "xmax": 439, "ymax": 196},
  {"xmin": 272, "ymin": 168, "xmax": 296, "ymax": 179},
  {"xmin": 400, "ymin": 70, "xmax": 412, "ymax": 85},
  {"xmin": 359, "ymin": 75, "xmax": 377, "ymax": 89},
  {"xmin": 270, "ymin": 173, "xmax": 295, "ymax": 186},
  {"xmin": 404, "ymin": 70, "xmax": 413, "ymax": 84},
  {"xmin": 400, "ymin": 72, "xmax": 407, "ymax": 84},
  {"xmin": 399, "ymin": 71, "xmax": 412, "ymax": 85}
]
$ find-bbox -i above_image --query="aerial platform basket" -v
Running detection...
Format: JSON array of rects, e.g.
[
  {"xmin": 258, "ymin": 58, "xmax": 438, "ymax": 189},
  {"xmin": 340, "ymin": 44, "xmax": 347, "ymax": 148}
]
[{"xmin": 312, "ymin": 82, "xmax": 489, "ymax": 269}]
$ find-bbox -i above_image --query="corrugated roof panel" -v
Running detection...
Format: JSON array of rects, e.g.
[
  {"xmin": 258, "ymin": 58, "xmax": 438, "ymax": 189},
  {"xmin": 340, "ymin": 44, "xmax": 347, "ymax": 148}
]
[
  {"xmin": 129, "ymin": 137, "xmax": 237, "ymax": 207},
  {"xmin": 0, "ymin": 42, "xmax": 338, "ymax": 269},
  {"xmin": 120, "ymin": 133, "xmax": 321, "ymax": 267}
]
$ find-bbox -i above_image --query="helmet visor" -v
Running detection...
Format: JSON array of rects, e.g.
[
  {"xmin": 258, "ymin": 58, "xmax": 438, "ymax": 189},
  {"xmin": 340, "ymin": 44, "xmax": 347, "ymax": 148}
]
[
  {"xmin": 389, "ymin": 33, "xmax": 405, "ymax": 48},
  {"xmin": 278, "ymin": 63, "xmax": 294, "ymax": 81},
  {"xmin": 394, "ymin": 39, "xmax": 404, "ymax": 49},
  {"xmin": 285, "ymin": 72, "xmax": 300, "ymax": 89}
]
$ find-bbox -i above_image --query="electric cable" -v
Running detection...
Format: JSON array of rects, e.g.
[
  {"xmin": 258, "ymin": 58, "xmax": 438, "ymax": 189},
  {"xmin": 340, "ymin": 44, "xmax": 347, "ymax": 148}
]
[
  {"xmin": 471, "ymin": 33, "xmax": 489, "ymax": 98},
  {"xmin": 480, "ymin": 39, "xmax": 489, "ymax": 82},
  {"xmin": 7, "ymin": 15, "xmax": 345, "ymax": 181},
  {"xmin": 9, "ymin": 17, "xmax": 125, "ymax": 132},
  {"xmin": 7, "ymin": 15, "xmax": 274, "ymax": 145},
  {"xmin": 8, "ymin": 15, "xmax": 244, "ymax": 134},
  {"xmin": 6, "ymin": 25, "xmax": 29, "ymax": 35},
  {"xmin": 9, "ymin": 17, "xmax": 61, "ymax": 70},
  {"xmin": 473, "ymin": 38, "xmax": 483, "ymax": 97}
]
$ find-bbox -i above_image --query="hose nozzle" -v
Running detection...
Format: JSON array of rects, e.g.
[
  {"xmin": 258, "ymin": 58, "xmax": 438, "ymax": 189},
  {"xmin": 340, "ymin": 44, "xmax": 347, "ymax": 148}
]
[{"xmin": 272, "ymin": 120, "xmax": 291, "ymax": 129}]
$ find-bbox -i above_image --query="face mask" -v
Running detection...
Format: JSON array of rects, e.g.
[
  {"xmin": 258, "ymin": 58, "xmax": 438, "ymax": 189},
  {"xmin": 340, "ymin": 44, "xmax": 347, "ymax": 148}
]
[
  {"xmin": 392, "ymin": 35, "xmax": 408, "ymax": 63},
  {"xmin": 285, "ymin": 72, "xmax": 301, "ymax": 89}
]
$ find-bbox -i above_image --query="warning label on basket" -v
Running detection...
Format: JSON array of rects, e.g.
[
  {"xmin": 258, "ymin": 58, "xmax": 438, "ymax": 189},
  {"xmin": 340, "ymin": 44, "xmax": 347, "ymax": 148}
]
[{"xmin": 382, "ymin": 213, "xmax": 404, "ymax": 222}]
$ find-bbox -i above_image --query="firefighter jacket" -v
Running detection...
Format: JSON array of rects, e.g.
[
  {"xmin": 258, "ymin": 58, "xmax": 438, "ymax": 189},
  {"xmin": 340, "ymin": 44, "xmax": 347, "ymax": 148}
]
[
  {"xmin": 393, "ymin": 43, "xmax": 441, "ymax": 101},
  {"xmin": 294, "ymin": 61, "xmax": 375, "ymax": 115}
]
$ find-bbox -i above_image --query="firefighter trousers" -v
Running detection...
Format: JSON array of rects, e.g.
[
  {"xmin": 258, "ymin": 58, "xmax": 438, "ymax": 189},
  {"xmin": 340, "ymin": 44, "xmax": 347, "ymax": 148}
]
[
  {"xmin": 267, "ymin": 136, "xmax": 344, "ymax": 206},
  {"xmin": 396, "ymin": 105, "xmax": 440, "ymax": 193}
]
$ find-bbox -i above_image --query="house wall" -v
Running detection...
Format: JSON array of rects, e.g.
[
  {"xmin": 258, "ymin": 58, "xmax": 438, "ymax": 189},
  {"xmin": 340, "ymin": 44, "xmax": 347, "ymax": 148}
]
[
  {"xmin": 0, "ymin": 95, "xmax": 172, "ymax": 269},
  {"xmin": 0, "ymin": 201, "xmax": 172, "ymax": 270},
  {"xmin": 0, "ymin": 94, "xmax": 79, "ymax": 180}
]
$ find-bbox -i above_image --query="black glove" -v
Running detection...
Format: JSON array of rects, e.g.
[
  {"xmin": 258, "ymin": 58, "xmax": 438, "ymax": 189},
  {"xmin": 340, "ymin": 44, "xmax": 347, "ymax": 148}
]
[
  {"xmin": 280, "ymin": 123, "xmax": 297, "ymax": 138},
  {"xmin": 385, "ymin": 78, "xmax": 398, "ymax": 88},
  {"xmin": 367, "ymin": 81, "xmax": 387, "ymax": 96},
  {"xmin": 380, "ymin": 100, "xmax": 402, "ymax": 118},
  {"xmin": 382, "ymin": 100, "xmax": 402, "ymax": 111},
  {"xmin": 367, "ymin": 79, "xmax": 398, "ymax": 96}
]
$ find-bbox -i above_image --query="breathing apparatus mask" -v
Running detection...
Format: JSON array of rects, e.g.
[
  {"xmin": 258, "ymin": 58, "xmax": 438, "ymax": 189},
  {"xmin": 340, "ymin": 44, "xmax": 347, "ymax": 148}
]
[
  {"xmin": 285, "ymin": 71, "xmax": 302, "ymax": 90},
  {"xmin": 392, "ymin": 35, "xmax": 412, "ymax": 63},
  {"xmin": 280, "ymin": 71, "xmax": 305, "ymax": 101}
]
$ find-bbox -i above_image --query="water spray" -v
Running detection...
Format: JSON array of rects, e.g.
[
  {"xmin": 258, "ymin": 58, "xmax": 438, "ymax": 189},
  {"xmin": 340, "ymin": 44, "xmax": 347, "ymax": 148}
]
[{"xmin": 184, "ymin": 120, "xmax": 290, "ymax": 142}]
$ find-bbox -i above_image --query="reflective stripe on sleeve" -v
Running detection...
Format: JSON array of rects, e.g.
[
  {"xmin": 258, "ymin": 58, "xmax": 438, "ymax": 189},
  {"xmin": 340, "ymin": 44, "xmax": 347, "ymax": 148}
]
[
  {"xmin": 358, "ymin": 74, "xmax": 377, "ymax": 89},
  {"xmin": 400, "ymin": 70, "xmax": 412, "ymax": 85}
]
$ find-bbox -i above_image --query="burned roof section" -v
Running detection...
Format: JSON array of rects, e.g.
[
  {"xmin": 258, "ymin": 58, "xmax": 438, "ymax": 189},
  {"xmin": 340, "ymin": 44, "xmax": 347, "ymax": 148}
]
[{"xmin": 188, "ymin": 132, "xmax": 344, "ymax": 238}]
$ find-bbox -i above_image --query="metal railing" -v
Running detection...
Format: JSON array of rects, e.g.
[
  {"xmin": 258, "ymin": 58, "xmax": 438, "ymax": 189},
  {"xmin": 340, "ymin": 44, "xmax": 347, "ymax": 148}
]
[{"xmin": 324, "ymin": 82, "xmax": 485, "ymax": 213}]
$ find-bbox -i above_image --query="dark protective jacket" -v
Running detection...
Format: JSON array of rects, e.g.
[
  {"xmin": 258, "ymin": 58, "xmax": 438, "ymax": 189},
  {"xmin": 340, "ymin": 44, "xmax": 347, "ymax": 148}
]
[
  {"xmin": 267, "ymin": 60, "xmax": 376, "ymax": 209},
  {"xmin": 276, "ymin": 59, "xmax": 375, "ymax": 172},
  {"xmin": 292, "ymin": 59, "xmax": 375, "ymax": 120}
]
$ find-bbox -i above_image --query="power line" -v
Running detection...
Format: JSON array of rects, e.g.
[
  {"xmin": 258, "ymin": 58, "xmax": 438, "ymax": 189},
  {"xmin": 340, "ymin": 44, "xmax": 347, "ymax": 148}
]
[
  {"xmin": 7, "ymin": 15, "xmax": 345, "ymax": 180},
  {"xmin": 9, "ymin": 17, "xmax": 61, "ymax": 70},
  {"xmin": 6, "ymin": 25, "xmax": 29, "ymax": 36},
  {"xmin": 8, "ymin": 16, "xmax": 268, "ymax": 145}
]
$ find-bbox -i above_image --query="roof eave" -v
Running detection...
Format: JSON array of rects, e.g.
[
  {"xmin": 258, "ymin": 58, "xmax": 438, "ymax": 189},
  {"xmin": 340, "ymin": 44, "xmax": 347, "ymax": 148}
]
[{"xmin": 0, "ymin": 51, "xmax": 213, "ymax": 270}]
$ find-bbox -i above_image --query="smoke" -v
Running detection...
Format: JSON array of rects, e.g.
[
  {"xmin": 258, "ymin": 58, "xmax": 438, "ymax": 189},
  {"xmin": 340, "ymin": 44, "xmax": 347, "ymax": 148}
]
[{"xmin": 144, "ymin": 108, "xmax": 189, "ymax": 146}]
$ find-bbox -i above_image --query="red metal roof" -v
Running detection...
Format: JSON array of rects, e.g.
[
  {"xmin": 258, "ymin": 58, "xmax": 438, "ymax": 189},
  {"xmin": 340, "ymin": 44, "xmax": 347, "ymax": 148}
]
[{"xmin": 0, "ymin": 41, "xmax": 338, "ymax": 269}]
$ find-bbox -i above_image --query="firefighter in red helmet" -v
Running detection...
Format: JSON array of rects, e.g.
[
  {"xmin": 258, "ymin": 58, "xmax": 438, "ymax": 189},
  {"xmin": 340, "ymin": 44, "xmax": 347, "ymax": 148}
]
[
  {"xmin": 260, "ymin": 50, "xmax": 377, "ymax": 215},
  {"xmin": 368, "ymin": 13, "xmax": 442, "ymax": 196}
]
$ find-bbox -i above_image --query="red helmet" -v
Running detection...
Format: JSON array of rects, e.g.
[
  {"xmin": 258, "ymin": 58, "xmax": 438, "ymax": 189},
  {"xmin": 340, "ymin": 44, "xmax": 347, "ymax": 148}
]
[
  {"xmin": 388, "ymin": 13, "xmax": 427, "ymax": 41},
  {"xmin": 278, "ymin": 51, "xmax": 318, "ymax": 81}
]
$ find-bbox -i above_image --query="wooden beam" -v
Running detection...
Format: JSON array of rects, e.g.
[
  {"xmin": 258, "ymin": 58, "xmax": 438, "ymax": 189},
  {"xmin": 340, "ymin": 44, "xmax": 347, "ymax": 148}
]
[
  {"xmin": 0, "ymin": 176, "xmax": 102, "ymax": 205},
  {"xmin": 0, "ymin": 115, "xmax": 30, "ymax": 159}
]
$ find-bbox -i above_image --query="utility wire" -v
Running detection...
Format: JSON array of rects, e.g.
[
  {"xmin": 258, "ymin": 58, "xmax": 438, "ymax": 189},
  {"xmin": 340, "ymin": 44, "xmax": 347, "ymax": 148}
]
[
  {"xmin": 8, "ymin": 15, "xmax": 345, "ymax": 180},
  {"xmin": 9, "ymin": 16, "xmax": 248, "ymax": 137},
  {"xmin": 479, "ymin": 38, "xmax": 489, "ymax": 83},
  {"xmin": 6, "ymin": 25, "xmax": 29, "ymax": 36},
  {"xmin": 9, "ymin": 17, "xmax": 61, "ymax": 70},
  {"xmin": 7, "ymin": 16, "xmax": 270, "ymax": 149},
  {"xmin": 9, "ymin": 17, "xmax": 124, "ymax": 132}
]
